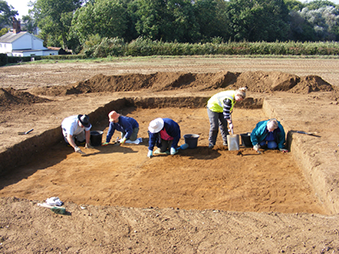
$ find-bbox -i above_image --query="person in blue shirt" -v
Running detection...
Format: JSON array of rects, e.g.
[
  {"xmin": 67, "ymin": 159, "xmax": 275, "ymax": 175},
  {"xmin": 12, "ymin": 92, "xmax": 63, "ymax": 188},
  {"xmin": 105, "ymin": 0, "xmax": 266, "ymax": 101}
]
[
  {"xmin": 250, "ymin": 118, "xmax": 288, "ymax": 153},
  {"xmin": 102, "ymin": 111, "xmax": 139, "ymax": 145},
  {"xmin": 147, "ymin": 118, "xmax": 182, "ymax": 158}
]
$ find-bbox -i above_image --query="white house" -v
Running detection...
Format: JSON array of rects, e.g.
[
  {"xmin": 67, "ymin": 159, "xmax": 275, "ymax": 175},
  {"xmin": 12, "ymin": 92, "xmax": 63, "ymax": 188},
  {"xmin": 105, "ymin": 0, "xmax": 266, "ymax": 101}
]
[{"xmin": 0, "ymin": 18, "xmax": 58, "ymax": 57}]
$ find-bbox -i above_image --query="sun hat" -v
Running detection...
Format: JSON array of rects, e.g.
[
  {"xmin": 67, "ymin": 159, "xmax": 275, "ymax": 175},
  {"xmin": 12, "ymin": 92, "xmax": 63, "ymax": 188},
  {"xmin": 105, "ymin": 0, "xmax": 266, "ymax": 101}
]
[
  {"xmin": 148, "ymin": 118, "xmax": 164, "ymax": 133},
  {"xmin": 78, "ymin": 114, "xmax": 91, "ymax": 128},
  {"xmin": 108, "ymin": 111, "xmax": 120, "ymax": 122}
]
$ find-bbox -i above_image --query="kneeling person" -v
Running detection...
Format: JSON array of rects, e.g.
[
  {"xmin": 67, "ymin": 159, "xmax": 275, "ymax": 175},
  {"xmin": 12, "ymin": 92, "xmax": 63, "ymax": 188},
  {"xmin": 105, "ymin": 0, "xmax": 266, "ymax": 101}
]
[
  {"xmin": 147, "ymin": 118, "xmax": 182, "ymax": 158},
  {"xmin": 61, "ymin": 114, "xmax": 92, "ymax": 155},
  {"xmin": 251, "ymin": 118, "xmax": 288, "ymax": 153},
  {"xmin": 102, "ymin": 111, "xmax": 139, "ymax": 145}
]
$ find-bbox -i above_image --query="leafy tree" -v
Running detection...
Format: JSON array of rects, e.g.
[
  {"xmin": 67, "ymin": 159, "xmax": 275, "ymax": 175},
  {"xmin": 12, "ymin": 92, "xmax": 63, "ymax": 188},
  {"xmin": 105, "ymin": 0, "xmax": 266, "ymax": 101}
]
[
  {"xmin": 71, "ymin": 0, "xmax": 128, "ymax": 44},
  {"xmin": 133, "ymin": 0, "xmax": 165, "ymax": 40},
  {"xmin": 21, "ymin": 14, "xmax": 37, "ymax": 34},
  {"xmin": 164, "ymin": 0, "xmax": 200, "ymax": 42},
  {"xmin": 305, "ymin": 0, "xmax": 336, "ymax": 10},
  {"xmin": 225, "ymin": 0, "xmax": 290, "ymax": 42},
  {"xmin": 31, "ymin": 0, "xmax": 83, "ymax": 48},
  {"xmin": 0, "ymin": 27, "xmax": 8, "ymax": 36},
  {"xmin": 194, "ymin": 0, "xmax": 219, "ymax": 41},
  {"xmin": 0, "ymin": 0, "xmax": 18, "ymax": 29},
  {"xmin": 284, "ymin": 0, "xmax": 305, "ymax": 11},
  {"xmin": 299, "ymin": 6, "xmax": 339, "ymax": 40},
  {"xmin": 288, "ymin": 9, "xmax": 317, "ymax": 41}
]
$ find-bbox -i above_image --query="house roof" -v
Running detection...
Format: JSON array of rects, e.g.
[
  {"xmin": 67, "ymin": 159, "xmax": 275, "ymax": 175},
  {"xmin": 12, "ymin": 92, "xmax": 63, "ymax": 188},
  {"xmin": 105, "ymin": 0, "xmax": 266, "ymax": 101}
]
[{"xmin": 0, "ymin": 31, "xmax": 43, "ymax": 43}]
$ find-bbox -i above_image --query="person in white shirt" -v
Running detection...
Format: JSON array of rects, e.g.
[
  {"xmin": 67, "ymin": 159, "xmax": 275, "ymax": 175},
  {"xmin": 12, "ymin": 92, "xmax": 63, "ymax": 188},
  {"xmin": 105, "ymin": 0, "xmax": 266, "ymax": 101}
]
[{"xmin": 61, "ymin": 114, "xmax": 93, "ymax": 155}]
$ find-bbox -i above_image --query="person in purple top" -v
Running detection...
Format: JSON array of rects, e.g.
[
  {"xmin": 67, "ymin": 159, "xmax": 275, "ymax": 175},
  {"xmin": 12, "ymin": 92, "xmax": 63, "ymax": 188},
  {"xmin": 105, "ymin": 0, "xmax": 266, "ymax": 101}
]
[
  {"xmin": 102, "ymin": 111, "xmax": 139, "ymax": 145},
  {"xmin": 147, "ymin": 118, "xmax": 182, "ymax": 158}
]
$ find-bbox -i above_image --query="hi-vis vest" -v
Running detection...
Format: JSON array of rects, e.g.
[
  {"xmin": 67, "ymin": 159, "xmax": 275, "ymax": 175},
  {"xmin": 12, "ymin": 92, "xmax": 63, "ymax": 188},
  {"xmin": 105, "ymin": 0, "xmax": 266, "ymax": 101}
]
[{"xmin": 207, "ymin": 90, "xmax": 236, "ymax": 113}]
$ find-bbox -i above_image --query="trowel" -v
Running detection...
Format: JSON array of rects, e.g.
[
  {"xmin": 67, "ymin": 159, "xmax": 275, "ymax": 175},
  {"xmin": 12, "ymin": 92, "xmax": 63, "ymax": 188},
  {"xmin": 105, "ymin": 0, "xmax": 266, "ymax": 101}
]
[{"xmin": 18, "ymin": 128, "xmax": 34, "ymax": 135}]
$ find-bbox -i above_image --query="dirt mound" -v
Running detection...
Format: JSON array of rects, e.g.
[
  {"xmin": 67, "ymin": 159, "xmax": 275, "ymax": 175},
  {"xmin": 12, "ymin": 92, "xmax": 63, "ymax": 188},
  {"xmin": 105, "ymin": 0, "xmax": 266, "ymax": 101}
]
[
  {"xmin": 31, "ymin": 71, "xmax": 333, "ymax": 96},
  {"xmin": 0, "ymin": 88, "xmax": 50, "ymax": 107},
  {"xmin": 289, "ymin": 75, "xmax": 333, "ymax": 94}
]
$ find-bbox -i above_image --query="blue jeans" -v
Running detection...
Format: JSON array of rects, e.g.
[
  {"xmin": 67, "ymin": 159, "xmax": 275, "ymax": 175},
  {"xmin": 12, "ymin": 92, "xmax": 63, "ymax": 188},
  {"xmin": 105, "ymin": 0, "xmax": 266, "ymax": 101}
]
[
  {"xmin": 207, "ymin": 108, "xmax": 229, "ymax": 146},
  {"xmin": 259, "ymin": 140, "xmax": 277, "ymax": 149}
]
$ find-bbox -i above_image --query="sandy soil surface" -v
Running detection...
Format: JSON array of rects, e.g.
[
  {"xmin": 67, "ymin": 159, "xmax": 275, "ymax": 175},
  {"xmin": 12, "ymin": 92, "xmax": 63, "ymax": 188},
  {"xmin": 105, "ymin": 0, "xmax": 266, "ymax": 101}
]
[{"xmin": 1, "ymin": 56, "xmax": 339, "ymax": 253}]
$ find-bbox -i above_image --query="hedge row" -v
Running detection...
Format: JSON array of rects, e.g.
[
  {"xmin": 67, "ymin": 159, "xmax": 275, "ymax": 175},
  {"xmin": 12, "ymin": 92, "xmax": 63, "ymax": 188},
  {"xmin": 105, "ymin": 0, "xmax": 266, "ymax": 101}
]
[
  {"xmin": 2, "ymin": 41, "xmax": 339, "ymax": 66},
  {"xmin": 83, "ymin": 39, "xmax": 339, "ymax": 58}
]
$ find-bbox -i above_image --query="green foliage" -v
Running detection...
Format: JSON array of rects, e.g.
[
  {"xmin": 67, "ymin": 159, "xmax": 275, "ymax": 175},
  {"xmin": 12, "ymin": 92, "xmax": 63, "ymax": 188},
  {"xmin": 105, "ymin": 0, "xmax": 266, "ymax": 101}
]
[
  {"xmin": 21, "ymin": 15, "xmax": 37, "ymax": 33},
  {"xmin": 284, "ymin": 0, "xmax": 305, "ymax": 11},
  {"xmin": 32, "ymin": 0, "xmax": 82, "ymax": 48},
  {"xmin": 23, "ymin": 0, "xmax": 339, "ymax": 52},
  {"xmin": 305, "ymin": 0, "xmax": 336, "ymax": 10},
  {"xmin": 0, "ymin": 53, "xmax": 7, "ymax": 66},
  {"xmin": 225, "ymin": 0, "xmax": 290, "ymax": 42},
  {"xmin": 81, "ymin": 36, "xmax": 126, "ymax": 57},
  {"xmin": 0, "ymin": 0, "xmax": 18, "ymax": 29},
  {"xmin": 71, "ymin": 0, "xmax": 128, "ymax": 45},
  {"xmin": 80, "ymin": 37, "xmax": 339, "ymax": 58},
  {"xmin": 0, "ymin": 27, "xmax": 8, "ymax": 36}
]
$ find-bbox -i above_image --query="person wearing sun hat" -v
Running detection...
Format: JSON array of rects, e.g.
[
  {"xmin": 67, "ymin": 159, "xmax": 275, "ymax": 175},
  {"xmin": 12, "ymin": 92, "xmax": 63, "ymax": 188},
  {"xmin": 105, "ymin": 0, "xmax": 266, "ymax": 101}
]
[
  {"xmin": 61, "ymin": 114, "xmax": 93, "ymax": 155},
  {"xmin": 250, "ymin": 118, "xmax": 288, "ymax": 153},
  {"xmin": 147, "ymin": 118, "xmax": 183, "ymax": 158},
  {"xmin": 102, "ymin": 111, "xmax": 139, "ymax": 145}
]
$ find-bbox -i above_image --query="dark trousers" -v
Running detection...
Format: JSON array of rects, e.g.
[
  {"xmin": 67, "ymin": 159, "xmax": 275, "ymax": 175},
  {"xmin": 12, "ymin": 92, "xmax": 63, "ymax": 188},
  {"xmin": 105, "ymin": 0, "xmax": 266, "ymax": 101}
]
[{"xmin": 207, "ymin": 108, "xmax": 229, "ymax": 146}]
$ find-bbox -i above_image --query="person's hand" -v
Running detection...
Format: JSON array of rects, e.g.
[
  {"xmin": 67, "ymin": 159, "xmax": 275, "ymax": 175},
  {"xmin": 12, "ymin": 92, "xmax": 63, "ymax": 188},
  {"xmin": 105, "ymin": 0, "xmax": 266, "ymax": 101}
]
[
  {"xmin": 280, "ymin": 148, "xmax": 289, "ymax": 153},
  {"xmin": 120, "ymin": 137, "xmax": 127, "ymax": 144},
  {"xmin": 102, "ymin": 142, "xmax": 109, "ymax": 146},
  {"xmin": 170, "ymin": 147, "xmax": 178, "ymax": 155},
  {"xmin": 253, "ymin": 144, "xmax": 260, "ymax": 152},
  {"xmin": 74, "ymin": 146, "xmax": 85, "ymax": 155},
  {"xmin": 228, "ymin": 122, "xmax": 234, "ymax": 133},
  {"xmin": 85, "ymin": 143, "xmax": 93, "ymax": 149},
  {"xmin": 147, "ymin": 150, "xmax": 153, "ymax": 158}
]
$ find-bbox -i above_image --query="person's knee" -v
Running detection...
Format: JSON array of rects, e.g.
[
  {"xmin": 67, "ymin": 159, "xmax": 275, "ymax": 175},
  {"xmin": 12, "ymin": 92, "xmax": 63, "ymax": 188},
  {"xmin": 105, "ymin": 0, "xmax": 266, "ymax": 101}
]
[{"xmin": 267, "ymin": 141, "xmax": 277, "ymax": 149}]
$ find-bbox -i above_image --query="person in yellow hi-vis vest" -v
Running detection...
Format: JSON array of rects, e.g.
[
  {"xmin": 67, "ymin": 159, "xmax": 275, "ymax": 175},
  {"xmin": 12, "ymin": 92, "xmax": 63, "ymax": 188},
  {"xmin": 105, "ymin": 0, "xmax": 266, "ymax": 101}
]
[{"xmin": 206, "ymin": 87, "xmax": 247, "ymax": 148}]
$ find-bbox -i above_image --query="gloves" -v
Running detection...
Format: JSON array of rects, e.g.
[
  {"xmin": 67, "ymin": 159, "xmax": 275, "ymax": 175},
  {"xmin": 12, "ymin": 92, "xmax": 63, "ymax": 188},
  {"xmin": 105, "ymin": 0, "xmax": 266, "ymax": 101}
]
[
  {"xmin": 253, "ymin": 144, "xmax": 260, "ymax": 151},
  {"xmin": 147, "ymin": 150, "xmax": 153, "ymax": 158},
  {"xmin": 120, "ymin": 137, "xmax": 127, "ymax": 144},
  {"xmin": 74, "ymin": 146, "xmax": 85, "ymax": 155},
  {"xmin": 102, "ymin": 142, "xmax": 109, "ymax": 146},
  {"xmin": 170, "ymin": 147, "xmax": 178, "ymax": 155},
  {"xmin": 85, "ymin": 143, "xmax": 93, "ymax": 149},
  {"xmin": 280, "ymin": 148, "xmax": 288, "ymax": 153}
]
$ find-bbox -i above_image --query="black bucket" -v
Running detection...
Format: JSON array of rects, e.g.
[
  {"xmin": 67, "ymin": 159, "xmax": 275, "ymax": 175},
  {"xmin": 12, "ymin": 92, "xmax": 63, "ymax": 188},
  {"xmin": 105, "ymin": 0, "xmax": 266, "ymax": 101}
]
[
  {"xmin": 90, "ymin": 130, "xmax": 103, "ymax": 146},
  {"xmin": 183, "ymin": 134, "xmax": 200, "ymax": 149},
  {"xmin": 240, "ymin": 132, "xmax": 252, "ymax": 147}
]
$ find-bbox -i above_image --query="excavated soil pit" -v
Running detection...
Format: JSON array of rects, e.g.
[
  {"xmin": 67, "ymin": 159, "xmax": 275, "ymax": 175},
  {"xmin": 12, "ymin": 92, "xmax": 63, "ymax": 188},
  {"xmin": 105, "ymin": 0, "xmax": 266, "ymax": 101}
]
[{"xmin": 0, "ymin": 98, "xmax": 326, "ymax": 215}]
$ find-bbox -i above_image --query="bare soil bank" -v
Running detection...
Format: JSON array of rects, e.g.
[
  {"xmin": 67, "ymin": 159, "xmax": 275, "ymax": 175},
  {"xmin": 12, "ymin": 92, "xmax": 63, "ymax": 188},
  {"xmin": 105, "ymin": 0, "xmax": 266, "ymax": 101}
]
[{"xmin": 0, "ymin": 57, "xmax": 339, "ymax": 253}]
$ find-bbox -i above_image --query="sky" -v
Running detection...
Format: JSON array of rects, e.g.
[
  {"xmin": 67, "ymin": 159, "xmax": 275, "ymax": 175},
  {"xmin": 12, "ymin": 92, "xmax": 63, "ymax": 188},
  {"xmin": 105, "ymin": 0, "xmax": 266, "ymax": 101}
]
[
  {"xmin": 8, "ymin": 0, "xmax": 32, "ymax": 19},
  {"xmin": 7, "ymin": 0, "xmax": 339, "ymax": 19}
]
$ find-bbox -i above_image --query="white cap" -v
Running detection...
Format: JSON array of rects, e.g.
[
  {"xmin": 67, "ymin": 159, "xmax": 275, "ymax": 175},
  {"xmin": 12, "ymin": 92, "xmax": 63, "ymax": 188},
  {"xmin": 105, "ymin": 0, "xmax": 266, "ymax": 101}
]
[{"xmin": 148, "ymin": 118, "xmax": 164, "ymax": 133}]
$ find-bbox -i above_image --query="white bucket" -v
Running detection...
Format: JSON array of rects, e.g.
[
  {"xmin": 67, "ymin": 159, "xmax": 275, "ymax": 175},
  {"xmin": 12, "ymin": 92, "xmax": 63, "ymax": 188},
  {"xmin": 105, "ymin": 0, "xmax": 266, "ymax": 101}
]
[{"xmin": 227, "ymin": 134, "xmax": 239, "ymax": 151}]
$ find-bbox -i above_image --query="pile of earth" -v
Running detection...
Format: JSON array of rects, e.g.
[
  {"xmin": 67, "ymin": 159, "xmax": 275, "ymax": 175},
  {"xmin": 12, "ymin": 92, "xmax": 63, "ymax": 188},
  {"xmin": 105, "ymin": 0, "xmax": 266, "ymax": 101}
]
[
  {"xmin": 29, "ymin": 70, "xmax": 335, "ymax": 96},
  {"xmin": 0, "ymin": 71, "xmax": 337, "ymax": 109},
  {"xmin": 0, "ymin": 87, "xmax": 50, "ymax": 108}
]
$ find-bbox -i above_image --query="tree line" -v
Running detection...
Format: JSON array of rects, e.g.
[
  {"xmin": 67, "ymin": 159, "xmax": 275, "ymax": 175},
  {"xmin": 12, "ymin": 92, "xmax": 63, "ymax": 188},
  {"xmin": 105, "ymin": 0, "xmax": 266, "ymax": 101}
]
[{"xmin": 1, "ymin": 0, "xmax": 339, "ymax": 55}]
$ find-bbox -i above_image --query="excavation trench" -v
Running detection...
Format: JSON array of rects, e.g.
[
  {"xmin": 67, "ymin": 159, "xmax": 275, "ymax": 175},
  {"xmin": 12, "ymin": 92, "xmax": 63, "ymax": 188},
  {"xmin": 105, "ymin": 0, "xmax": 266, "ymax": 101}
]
[{"xmin": 0, "ymin": 96, "xmax": 328, "ymax": 215}]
